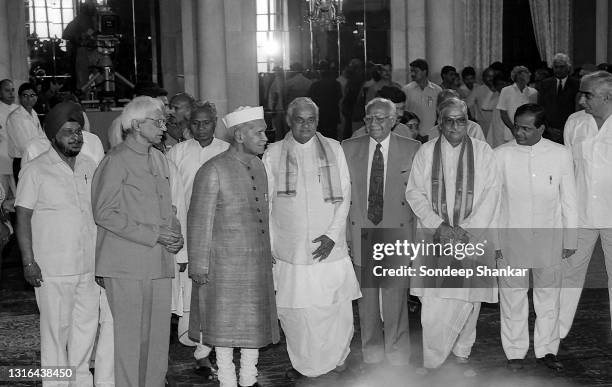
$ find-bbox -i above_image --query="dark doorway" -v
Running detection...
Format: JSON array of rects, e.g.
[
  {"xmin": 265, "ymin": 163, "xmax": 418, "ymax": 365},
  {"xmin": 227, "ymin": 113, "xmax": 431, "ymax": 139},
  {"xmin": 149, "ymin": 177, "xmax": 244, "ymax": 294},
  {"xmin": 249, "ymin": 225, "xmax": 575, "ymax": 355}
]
[{"xmin": 502, "ymin": 0, "xmax": 543, "ymax": 71}]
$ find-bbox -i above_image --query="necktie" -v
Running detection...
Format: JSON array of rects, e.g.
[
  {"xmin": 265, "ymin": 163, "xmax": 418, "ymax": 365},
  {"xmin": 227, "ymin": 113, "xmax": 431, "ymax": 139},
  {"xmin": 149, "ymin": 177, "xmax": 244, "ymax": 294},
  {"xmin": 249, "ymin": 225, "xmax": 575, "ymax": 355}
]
[
  {"xmin": 368, "ymin": 143, "xmax": 384, "ymax": 225},
  {"xmin": 557, "ymin": 79, "xmax": 563, "ymax": 96}
]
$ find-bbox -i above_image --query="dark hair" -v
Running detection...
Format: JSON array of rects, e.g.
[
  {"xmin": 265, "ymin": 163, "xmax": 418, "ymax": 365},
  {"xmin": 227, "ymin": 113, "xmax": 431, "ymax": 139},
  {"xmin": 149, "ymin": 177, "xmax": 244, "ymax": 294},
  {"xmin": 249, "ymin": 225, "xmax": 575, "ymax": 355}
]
[
  {"xmin": 461, "ymin": 66, "xmax": 476, "ymax": 78},
  {"xmin": 441, "ymin": 66, "xmax": 457, "ymax": 76},
  {"xmin": 133, "ymin": 81, "xmax": 160, "ymax": 98},
  {"xmin": 410, "ymin": 59, "xmax": 429, "ymax": 73},
  {"xmin": 404, "ymin": 111, "xmax": 420, "ymax": 123},
  {"xmin": 514, "ymin": 103, "xmax": 546, "ymax": 128},
  {"xmin": 158, "ymin": 88, "xmax": 168, "ymax": 97},
  {"xmin": 18, "ymin": 83, "xmax": 36, "ymax": 96},
  {"xmin": 0, "ymin": 79, "xmax": 13, "ymax": 88},
  {"xmin": 377, "ymin": 85, "xmax": 406, "ymax": 103}
]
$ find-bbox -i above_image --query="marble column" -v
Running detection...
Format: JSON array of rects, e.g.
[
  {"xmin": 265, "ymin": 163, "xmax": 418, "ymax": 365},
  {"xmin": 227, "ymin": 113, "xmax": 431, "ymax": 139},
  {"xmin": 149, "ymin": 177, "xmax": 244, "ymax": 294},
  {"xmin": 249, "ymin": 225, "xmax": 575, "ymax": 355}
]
[
  {"xmin": 159, "ymin": 0, "xmax": 184, "ymax": 96},
  {"xmin": 181, "ymin": 0, "xmax": 198, "ymax": 97},
  {"xmin": 0, "ymin": 1, "xmax": 27, "ymax": 84},
  {"xmin": 425, "ymin": 0, "xmax": 454, "ymax": 83},
  {"xmin": 595, "ymin": 0, "xmax": 608, "ymax": 64},
  {"xmin": 196, "ymin": 0, "xmax": 229, "ymax": 139}
]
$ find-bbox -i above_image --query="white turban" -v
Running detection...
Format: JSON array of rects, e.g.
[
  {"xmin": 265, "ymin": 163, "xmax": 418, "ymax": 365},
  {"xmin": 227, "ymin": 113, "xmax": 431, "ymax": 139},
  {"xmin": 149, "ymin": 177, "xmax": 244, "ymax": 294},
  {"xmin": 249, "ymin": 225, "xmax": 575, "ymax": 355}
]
[{"xmin": 222, "ymin": 106, "xmax": 264, "ymax": 128}]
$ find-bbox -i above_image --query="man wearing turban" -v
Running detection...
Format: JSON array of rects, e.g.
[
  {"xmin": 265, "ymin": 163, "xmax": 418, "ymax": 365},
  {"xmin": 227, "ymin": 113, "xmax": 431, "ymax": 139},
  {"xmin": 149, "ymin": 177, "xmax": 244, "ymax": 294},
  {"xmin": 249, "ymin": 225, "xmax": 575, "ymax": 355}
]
[{"xmin": 15, "ymin": 102, "xmax": 101, "ymax": 386}]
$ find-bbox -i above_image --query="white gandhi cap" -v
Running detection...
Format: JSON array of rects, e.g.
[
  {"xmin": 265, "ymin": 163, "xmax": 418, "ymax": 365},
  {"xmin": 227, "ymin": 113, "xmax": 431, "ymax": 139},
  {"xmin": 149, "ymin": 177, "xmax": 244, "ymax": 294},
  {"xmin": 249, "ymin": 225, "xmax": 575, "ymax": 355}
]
[{"xmin": 222, "ymin": 106, "xmax": 264, "ymax": 128}]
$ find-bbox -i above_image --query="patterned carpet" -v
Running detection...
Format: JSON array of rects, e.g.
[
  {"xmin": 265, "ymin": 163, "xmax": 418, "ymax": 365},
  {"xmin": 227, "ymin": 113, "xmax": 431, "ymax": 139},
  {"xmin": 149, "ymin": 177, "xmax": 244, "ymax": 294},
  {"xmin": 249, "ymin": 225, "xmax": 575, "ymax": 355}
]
[{"xmin": 1, "ymin": 238, "xmax": 612, "ymax": 387}]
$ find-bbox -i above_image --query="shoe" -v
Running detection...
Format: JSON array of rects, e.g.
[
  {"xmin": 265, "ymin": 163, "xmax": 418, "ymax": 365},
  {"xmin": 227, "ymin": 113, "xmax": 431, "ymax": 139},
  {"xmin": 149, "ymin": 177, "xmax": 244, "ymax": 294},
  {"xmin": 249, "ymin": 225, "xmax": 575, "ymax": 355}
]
[
  {"xmin": 285, "ymin": 367, "xmax": 305, "ymax": 381},
  {"xmin": 194, "ymin": 357, "xmax": 216, "ymax": 379},
  {"xmin": 239, "ymin": 383, "xmax": 260, "ymax": 387},
  {"xmin": 454, "ymin": 355, "xmax": 469, "ymax": 364},
  {"xmin": 538, "ymin": 354, "xmax": 563, "ymax": 371},
  {"xmin": 507, "ymin": 359, "xmax": 524, "ymax": 371}
]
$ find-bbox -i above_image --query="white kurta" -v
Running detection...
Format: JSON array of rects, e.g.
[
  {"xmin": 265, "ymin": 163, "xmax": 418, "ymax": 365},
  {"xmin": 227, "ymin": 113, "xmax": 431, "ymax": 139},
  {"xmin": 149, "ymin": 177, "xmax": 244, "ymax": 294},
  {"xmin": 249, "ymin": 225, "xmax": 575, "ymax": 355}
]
[
  {"xmin": 0, "ymin": 102, "xmax": 18, "ymax": 176},
  {"xmin": 466, "ymin": 85, "xmax": 498, "ymax": 139},
  {"xmin": 495, "ymin": 139, "xmax": 577, "ymax": 360},
  {"xmin": 405, "ymin": 136, "xmax": 499, "ymax": 368},
  {"xmin": 166, "ymin": 138, "xmax": 228, "ymax": 353},
  {"xmin": 263, "ymin": 135, "xmax": 361, "ymax": 377},
  {"xmin": 7, "ymin": 106, "xmax": 43, "ymax": 158},
  {"xmin": 560, "ymin": 110, "xmax": 612, "ymax": 337}
]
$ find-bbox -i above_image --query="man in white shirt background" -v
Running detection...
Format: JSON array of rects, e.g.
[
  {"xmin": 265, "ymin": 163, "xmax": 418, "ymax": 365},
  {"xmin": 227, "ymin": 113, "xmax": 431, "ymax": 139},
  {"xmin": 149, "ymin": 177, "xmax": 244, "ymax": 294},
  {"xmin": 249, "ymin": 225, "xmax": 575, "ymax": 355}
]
[
  {"xmin": 560, "ymin": 70, "xmax": 612, "ymax": 338},
  {"xmin": 403, "ymin": 59, "xmax": 443, "ymax": 139},
  {"xmin": 166, "ymin": 101, "xmax": 229, "ymax": 376}
]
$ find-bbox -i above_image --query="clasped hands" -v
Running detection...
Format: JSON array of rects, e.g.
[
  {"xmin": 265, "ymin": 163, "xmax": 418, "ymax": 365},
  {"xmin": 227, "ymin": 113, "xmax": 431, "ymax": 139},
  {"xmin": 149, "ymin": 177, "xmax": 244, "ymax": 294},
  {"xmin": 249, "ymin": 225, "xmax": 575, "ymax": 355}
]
[
  {"xmin": 158, "ymin": 213, "xmax": 184, "ymax": 254},
  {"xmin": 434, "ymin": 222, "xmax": 470, "ymax": 244}
]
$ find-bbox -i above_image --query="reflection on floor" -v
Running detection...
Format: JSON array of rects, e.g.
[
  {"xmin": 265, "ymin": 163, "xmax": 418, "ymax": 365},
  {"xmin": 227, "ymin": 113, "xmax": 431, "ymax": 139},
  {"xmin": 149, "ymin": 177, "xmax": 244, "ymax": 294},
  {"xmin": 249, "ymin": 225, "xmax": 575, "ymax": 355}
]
[{"xmin": 1, "ymin": 238, "xmax": 610, "ymax": 387}]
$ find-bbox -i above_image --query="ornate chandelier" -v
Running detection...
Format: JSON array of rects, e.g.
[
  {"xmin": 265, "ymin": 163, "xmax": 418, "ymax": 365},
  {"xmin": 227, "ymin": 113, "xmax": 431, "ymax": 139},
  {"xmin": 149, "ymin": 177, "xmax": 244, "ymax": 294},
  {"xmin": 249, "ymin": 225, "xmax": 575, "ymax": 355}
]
[{"xmin": 305, "ymin": 0, "xmax": 346, "ymax": 29}]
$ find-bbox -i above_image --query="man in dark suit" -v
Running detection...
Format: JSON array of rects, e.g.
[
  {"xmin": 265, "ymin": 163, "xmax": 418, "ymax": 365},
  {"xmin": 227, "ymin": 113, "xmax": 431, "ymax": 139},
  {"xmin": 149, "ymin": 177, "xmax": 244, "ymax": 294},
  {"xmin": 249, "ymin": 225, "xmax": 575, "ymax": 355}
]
[
  {"xmin": 342, "ymin": 97, "xmax": 420, "ymax": 369},
  {"xmin": 537, "ymin": 53, "xmax": 579, "ymax": 144}
]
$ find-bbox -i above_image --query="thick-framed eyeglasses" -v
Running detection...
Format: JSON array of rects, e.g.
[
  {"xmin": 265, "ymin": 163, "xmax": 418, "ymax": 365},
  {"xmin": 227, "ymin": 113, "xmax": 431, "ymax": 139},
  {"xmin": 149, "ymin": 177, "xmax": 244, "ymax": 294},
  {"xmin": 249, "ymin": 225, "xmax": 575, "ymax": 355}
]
[
  {"xmin": 441, "ymin": 117, "xmax": 468, "ymax": 127},
  {"xmin": 364, "ymin": 115, "xmax": 391, "ymax": 125},
  {"xmin": 142, "ymin": 118, "xmax": 167, "ymax": 128}
]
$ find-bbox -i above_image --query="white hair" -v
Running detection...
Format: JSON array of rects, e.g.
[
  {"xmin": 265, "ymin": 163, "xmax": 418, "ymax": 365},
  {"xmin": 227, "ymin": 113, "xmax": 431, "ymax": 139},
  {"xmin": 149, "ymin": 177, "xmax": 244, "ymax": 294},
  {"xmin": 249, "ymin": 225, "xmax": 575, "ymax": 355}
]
[
  {"xmin": 437, "ymin": 97, "xmax": 468, "ymax": 118},
  {"xmin": 286, "ymin": 97, "xmax": 319, "ymax": 120},
  {"xmin": 121, "ymin": 96, "xmax": 165, "ymax": 131},
  {"xmin": 552, "ymin": 53, "xmax": 571, "ymax": 67},
  {"xmin": 365, "ymin": 97, "xmax": 396, "ymax": 116},
  {"xmin": 582, "ymin": 70, "xmax": 612, "ymax": 96}
]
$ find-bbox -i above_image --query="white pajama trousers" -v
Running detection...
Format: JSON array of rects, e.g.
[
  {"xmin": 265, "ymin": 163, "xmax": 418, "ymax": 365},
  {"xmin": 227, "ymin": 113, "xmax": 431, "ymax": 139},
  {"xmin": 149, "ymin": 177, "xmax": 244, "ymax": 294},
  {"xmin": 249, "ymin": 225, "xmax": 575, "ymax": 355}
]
[
  {"xmin": 93, "ymin": 287, "xmax": 114, "ymax": 386},
  {"xmin": 34, "ymin": 272, "xmax": 100, "ymax": 387},
  {"xmin": 560, "ymin": 228, "xmax": 612, "ymax": 338},
  {"xmin": 419, "ymin": 297, "xmax": 481, "ymax": 369},
  {"xmin": 177, "ymin": 311, "xmax": 212, "ymax": 360},
  {"xmin": 499, "ymin": 266, "xmax": 561, "ymax": 359},
  {"xmin": 216, "ymin": 347, "xmax": 258, "ymax": 387}
]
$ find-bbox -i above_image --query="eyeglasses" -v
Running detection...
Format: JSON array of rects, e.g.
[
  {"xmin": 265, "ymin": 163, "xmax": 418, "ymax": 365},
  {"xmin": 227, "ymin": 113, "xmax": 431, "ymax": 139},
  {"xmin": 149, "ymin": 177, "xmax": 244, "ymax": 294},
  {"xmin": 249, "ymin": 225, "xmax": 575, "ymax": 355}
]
[
  {"xmin": 364, "ymin": 115, "xmax": 391, "ymax": 125},
  {"xmin": 143, "ymin": 118, "xmax": 166, "ymax": 128},
  {"xmin": 441, "ymin": 117, "xmax": 468, "ymax": 127},
  {"xmin": 61, "ymin": 128, "xmax": 83, "ymax": 138},
  {"xmin": 294, "ymin": 117, "xmax": 317, "ymax": 126}
]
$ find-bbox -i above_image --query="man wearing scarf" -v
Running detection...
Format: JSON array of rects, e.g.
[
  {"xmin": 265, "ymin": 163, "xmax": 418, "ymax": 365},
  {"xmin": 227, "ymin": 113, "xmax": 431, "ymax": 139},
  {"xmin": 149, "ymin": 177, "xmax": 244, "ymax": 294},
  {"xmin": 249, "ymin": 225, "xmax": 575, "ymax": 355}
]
[
  {"xmin": 263, "ymin": 97, "xmax": 361, "ymax": 380},
  {"xmin": 188, "ymin": 106, "xmax": 279, "ymax": 387},
  {"xmin": 15, "ymin": 102, "xmax": 100, "ymax": 386},
  {"xmin": 406, "ymin": 98, "xmax": 500, "ymax": 373}
]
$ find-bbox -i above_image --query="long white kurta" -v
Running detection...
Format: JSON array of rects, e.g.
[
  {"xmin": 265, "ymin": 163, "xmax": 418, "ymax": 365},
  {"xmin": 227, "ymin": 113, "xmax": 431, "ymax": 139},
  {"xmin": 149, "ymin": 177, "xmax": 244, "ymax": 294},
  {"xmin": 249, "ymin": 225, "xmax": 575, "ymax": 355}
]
[
  {"xmin": 263, "ymin": 136, "xmax": 361, "ymax": 377},
  {"xmin": 166, "ymin": 138, "xmax": 229, "ymax": 352},
  {"xmin": 495, "ymin": 139, "xmax": 577, "ymax": 359},
  {"xmin": 405, "ymin": 136, "xmax": 499, "ymax": 368},
  {"xmin": 560, "ymin": 110, "xmax": 612, "ymax": 337}
]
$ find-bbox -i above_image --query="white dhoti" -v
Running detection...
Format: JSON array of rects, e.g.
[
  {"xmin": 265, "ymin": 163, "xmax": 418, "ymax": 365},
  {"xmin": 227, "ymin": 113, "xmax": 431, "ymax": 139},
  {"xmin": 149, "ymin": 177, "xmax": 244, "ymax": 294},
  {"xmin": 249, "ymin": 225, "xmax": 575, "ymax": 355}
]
[
  {"xmin": 499, "ymin": 265, "xmax": 561, "ymax": 359},
  {"xmin": 419, "ymin": 296, "xmax": 481, "ymax": 369},
  {"xmin": 35, "ymin": 272, "xmax": 100, "ymax": 387},
  {"xmin": 274, "ymin": 257, "xmax": 361, "ymax": 377},
  {"xmin": 560, "ymin": 228, "xmax": 612, "ymax": 337}
]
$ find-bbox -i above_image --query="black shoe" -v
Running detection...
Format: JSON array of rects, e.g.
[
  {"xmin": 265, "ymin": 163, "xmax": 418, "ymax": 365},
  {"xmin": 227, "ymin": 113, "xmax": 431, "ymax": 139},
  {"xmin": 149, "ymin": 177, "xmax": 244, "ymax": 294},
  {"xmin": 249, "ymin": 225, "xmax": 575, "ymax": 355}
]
[
  {"xmin": 239, "ymin": 383, "xmax": 260, "ymax": 387},
  {"xmin": 538, "ymin": 354, "xmax": 563, "ymax": 371},
  {"xmin": 285, "ymin": 367, "xmax": 305, "ymax": 381},
  {"xmin": 507, "ymin": 359, "xmax": 524, "ymax": 371},
  {"xmin": 194, "ymin": 357, "xmax": 216, "ymax": 379}
]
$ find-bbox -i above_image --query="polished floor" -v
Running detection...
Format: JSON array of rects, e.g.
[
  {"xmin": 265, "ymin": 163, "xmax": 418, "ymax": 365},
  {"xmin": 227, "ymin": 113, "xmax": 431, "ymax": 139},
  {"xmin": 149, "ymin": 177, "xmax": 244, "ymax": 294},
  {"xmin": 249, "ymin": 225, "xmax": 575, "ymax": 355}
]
[{"xmin": 0, "ymin": 238, "xmax": 611, "ymax": 387}]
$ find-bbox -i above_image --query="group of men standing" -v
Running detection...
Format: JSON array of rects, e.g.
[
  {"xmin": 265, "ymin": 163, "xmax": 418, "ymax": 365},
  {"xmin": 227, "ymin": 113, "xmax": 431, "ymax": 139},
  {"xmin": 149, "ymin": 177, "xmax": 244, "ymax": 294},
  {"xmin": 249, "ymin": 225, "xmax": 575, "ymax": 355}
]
[{"xmin": 11, "ymin": 65, "xmax": 612, "ymax": 387}]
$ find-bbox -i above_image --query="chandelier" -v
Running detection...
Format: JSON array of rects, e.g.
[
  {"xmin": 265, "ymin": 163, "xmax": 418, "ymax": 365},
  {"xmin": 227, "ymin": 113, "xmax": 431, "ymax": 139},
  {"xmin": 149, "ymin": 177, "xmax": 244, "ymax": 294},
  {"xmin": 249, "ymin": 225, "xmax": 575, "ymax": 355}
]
[{"xmin": 305, "ymin": 0, "xmax": 346, "ymax": 29}]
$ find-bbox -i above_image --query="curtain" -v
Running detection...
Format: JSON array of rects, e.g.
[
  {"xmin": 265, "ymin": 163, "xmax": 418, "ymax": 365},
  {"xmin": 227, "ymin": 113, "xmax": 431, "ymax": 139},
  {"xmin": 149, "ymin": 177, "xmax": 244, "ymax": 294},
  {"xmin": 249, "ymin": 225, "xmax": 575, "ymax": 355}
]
[
  {"xmin": 528, "ymin": 0, "xmax": 573, "ymax": 66},
  {"xmin": 464, "ymin": 0, "xmax": 503, "ymax": 73}
]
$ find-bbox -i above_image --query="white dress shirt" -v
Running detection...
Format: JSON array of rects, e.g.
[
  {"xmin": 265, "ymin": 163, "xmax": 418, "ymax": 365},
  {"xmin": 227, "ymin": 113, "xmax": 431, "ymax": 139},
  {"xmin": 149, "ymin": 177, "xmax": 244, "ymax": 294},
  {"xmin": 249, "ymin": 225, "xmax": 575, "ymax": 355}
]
[
  {"xmin": 403, "ymin": 81, "xmax": 443, "ymax": 136},
  {"xmin": 495, "ymin": 139, "xmax": 577, "ymax": 267},
  {"xmin": 165, "ymin": 137, "xmax": 229, "ymax": 210},
  {"xmin": 496, "ymin": 83, "xmax": 539, "ymax": 121},
  {"xmin": 563, "ymin": 110, "xmax": 612, "ymax": 228},
  {"xmin": 15, "ymin": 148, "xmax": 97, "ymax": 276},
  {"xmin": 367, "ymin": 134, "xmax": 390, "ymax": 197},
  {"xmin": 7, "ymin": 106, "xmax": 43, "ymax": 158}
]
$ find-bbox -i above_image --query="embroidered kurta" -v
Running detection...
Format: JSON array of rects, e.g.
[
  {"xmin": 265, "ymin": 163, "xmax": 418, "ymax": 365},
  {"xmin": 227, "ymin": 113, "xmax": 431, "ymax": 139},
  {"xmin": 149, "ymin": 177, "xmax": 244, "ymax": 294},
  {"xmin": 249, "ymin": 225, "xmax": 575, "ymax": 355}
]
[
  {"xmin": 187, "ymin": 148, "xmax": 279, "ymax": 348},
  {"xmin": 495, "ymin": 139, "xmax": 577, "ymax": 268},
  {"xmin": 406, "ymin": 136, "xmax": 500, "ymax": 302}
]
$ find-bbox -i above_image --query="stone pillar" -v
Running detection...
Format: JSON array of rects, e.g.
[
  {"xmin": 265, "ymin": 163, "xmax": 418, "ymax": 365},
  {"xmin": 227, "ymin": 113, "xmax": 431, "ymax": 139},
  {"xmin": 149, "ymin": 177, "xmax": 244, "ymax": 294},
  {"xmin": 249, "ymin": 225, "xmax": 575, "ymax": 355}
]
[
  {"xmin": 595, "ymin": 0, "xmax": 608, "ymax": 64},
  {"xmin": 452, "ymin": 0, "xmax": 466, "ymax": 70},
  {"xmin": 390, "ymin": 0, "xmax": 407, "ymax": 85},
  {"xmin": 181, "ymin": 0, "xmax": 198, "ymax": 97},
  {"xmin": 406, "ymin": 0, "xmax": 426, "ymax": 67},
  {"xmin": 159, "ymin": 0, "xmax": 183, "ymax": 95},
  {"xmin": 196, "ymin": 0, "xmax": 229, "ymax": 138},
  {"xmin": 0, "ymin": 1, "xmax": 27, "ymax": 84},
  {"xmin": 426, "ymin": 0, "xmax": 454, "ymax": 83}
]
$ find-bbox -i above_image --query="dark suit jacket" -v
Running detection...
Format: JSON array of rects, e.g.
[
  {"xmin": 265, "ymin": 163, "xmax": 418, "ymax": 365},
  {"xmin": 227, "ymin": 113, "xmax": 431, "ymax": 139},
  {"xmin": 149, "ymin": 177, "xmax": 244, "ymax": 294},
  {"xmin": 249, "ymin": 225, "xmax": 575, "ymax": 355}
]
[
  {"xmin": 342, "ymin": 132, "xmax": 420, "ymax": 267},
  {"xmin": 538, "ymin": 77, "xmax": 579, "ymax": 131}
]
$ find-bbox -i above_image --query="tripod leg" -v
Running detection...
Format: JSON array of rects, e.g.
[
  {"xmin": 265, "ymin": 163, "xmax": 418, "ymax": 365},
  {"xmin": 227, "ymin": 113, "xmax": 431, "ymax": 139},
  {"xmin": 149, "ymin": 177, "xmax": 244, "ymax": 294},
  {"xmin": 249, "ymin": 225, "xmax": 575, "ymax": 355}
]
[{"xmin": 113, "ymin": 72, "xmax": 135, "ymax": 89}]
